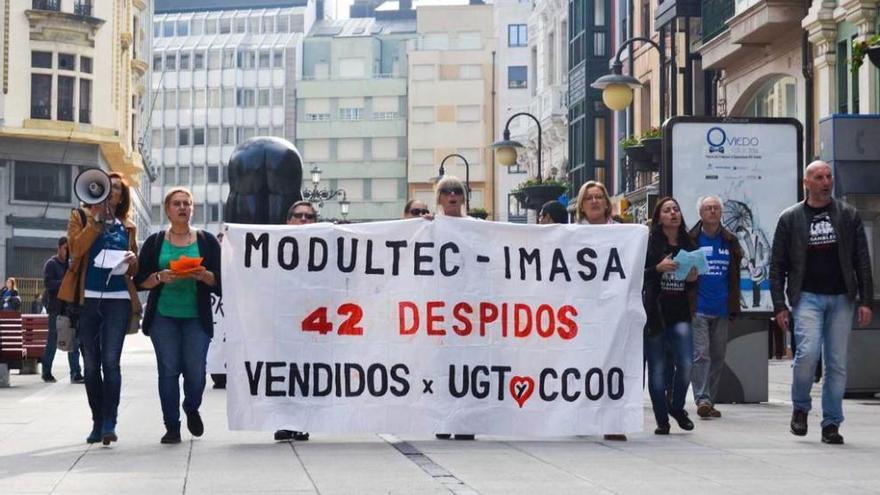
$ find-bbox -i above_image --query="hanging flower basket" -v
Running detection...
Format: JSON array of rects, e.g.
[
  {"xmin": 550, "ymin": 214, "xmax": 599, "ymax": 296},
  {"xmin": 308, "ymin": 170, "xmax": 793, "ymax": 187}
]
[
  {"xmin": 851, "ymin": 35, "xmax": 880, "ymax": 72},
  {"xmin": 521, "ymin": 184, "xmax": 567, "ymax": 210},
  {"xmin": 623, "ymin": 144, "xmax": 651, "ymax": 163},
  {"xmin": 468, "ymin": 208, "xmax": 489, "ymax": 220},
  {"xmin": 640, "ymin": 137, "xmax": 661, "ymax": 156}
]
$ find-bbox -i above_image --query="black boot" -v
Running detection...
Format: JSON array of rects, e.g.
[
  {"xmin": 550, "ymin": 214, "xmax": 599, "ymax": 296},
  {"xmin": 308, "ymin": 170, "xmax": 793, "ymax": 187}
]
[
  {"xmin": 669, "ymin": 410, "xmax": 694, "ymax": 431},
  {"xmin": 186, "ymin": 411, "xmax": 204, "ymax": 437},
  {"xmin": 790, "ymin": 409, "xmax": 808, "ymax": 436},
  {"xmin": 161, "ymin": 423, "xmax": 181, "ymax": 444}
]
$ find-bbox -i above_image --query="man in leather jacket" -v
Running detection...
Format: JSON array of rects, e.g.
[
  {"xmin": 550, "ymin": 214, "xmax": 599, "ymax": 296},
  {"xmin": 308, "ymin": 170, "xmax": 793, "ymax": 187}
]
[{"xmin": 770, "ymin": 161, "xmax": 873, "ymax": 445}]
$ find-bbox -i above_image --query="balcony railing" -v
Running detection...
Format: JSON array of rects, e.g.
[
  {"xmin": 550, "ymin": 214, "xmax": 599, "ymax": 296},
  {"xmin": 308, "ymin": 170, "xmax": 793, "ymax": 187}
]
[
  {"xmin": 31, "ymin": 104, "xmax": 51, "ymax": 120},
  {"xmin": 702, "ymin": 0, "xmax": 735, "ymax": 43},
  {"xmin": 74, "ymin": 1, "xmax": 92, "ymax": 17},
  {"xmin": 32, "ymin": 0, "xmax": 61, "ymax": 11}
]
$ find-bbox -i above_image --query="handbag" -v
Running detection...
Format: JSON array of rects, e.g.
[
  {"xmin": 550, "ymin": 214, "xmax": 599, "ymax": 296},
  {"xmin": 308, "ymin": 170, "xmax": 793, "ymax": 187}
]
[
  {"xmin": 56, "ymin": 315, "xmax": 76, "ymax": 352},
  {"xmin": 58, "ymin": 208, "xmax": 88, "ymax": 327}
]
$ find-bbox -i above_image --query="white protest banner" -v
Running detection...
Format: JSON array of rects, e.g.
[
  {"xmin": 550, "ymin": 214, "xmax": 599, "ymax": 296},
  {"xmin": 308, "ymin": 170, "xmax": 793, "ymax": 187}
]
[
  {"xmin": 222, "ymin": 218, "xmax": 648, "ymax": 436},
  {"xmin": 206, "ymin": 293, "xmax": 226, "ymax": 375}
]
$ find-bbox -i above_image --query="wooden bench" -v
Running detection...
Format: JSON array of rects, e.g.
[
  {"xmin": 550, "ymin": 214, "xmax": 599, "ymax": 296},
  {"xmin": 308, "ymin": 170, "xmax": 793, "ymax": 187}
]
[
  {"xmin": 22, "ymin": 314, "xmax": 49, "ymax": 361},
  {"xmin": 0, "ymin": 311, "xmax": 25, "ymax": 370}
]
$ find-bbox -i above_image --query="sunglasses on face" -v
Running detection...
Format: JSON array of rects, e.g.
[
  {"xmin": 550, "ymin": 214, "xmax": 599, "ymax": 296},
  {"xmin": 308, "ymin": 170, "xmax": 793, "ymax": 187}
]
[
  {"xmin": 440, "ymin": 187, "xmax": 464, "ymax": 196},
  {"xmin": 291, "ymin": 212, "xmax": 316, "ymax": 220},
  {"xmin": 409, "ymin": 208, "xmax": 430, "ymax": 216}
]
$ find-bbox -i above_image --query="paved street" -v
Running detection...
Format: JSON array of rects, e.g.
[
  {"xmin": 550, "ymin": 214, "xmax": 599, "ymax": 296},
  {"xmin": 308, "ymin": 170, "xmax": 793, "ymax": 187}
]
[{"xmin": 2, "ymin": 334, "xmax": 879, "ymax": 495}]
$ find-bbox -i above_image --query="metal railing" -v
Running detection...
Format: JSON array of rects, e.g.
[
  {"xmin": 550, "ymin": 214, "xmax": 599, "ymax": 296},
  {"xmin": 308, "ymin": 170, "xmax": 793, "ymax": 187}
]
[
  {"xmin": 74, "ymin": 1, "xmax": 92, "ymax": 17},
  {"xmin": 702, "ymin": 0, "xmax": 735, "ymax": 43},
  {"xmin": 32, "ymin": 0, "xmax": 60, "ymax": 11}
]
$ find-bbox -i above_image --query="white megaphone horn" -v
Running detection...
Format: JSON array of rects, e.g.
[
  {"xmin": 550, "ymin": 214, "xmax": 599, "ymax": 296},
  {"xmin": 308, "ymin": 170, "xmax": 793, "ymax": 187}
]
[{"xmin": 73, "ymin": 169, "xmax": 112, "ymax": 205}]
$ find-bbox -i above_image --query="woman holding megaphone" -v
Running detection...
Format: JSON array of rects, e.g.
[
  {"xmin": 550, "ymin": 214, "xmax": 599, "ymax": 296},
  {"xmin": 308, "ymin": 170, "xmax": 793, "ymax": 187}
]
[{"xmin": 59, "ymin": 170, "xmax": 140, "ymax": 446}]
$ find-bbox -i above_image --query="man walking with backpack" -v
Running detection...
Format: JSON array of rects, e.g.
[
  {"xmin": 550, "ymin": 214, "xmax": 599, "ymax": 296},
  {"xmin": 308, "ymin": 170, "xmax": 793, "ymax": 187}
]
[{"xmin": 42, "ymin": 237, "xmax": 84, "ymax": 384}]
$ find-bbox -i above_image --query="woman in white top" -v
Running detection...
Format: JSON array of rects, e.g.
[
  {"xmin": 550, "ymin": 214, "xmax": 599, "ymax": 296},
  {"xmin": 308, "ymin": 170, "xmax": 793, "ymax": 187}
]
[{"xmin": 575, "ymin": 181, "xmax": 614, "ymax": 225}]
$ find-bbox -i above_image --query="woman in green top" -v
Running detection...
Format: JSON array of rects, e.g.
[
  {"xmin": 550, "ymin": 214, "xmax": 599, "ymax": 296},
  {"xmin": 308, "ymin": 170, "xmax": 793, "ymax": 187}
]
[{"xmin": 136, "ymin": 188, "xmax": 222, "ymax": 444}]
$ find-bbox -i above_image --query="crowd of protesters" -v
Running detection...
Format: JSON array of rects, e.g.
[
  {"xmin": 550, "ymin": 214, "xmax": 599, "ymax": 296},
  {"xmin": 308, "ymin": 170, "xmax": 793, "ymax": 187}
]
[{"xmin": 5, "ymin": 159, "xmax": 871, "ymax": 448}]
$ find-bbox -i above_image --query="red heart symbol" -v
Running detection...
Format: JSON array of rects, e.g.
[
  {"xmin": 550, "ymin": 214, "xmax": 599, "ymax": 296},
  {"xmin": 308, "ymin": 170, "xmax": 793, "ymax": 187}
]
[{"xmin": 509, "ymin": 375, "xmax": 535, "ymax": 409}]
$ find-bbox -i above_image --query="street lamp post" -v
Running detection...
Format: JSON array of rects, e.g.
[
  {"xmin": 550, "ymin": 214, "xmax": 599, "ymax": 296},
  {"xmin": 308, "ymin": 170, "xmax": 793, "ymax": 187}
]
[
  {"xmin": 491, "ymin": 112, "xmax": 543, "ymax": 182},
  {"xmin": 438, "ymin": 153, "xmax": 470, "ymax": 212},
  {"xmin": 590, "ymin": 37, "xmax": 668, "ymax": 121},
  {"xmin": 301, "ymin": 164, "xmax": 350, "ymax": 220}
]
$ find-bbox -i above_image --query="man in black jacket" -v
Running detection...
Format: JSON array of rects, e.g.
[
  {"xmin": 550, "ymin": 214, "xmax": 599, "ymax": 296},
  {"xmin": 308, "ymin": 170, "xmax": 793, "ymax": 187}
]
[
  {"xmin": 41, "ymin": 237, "xmax": 84, "ymax": 384},
  {"xmin": 770, "ymin": 161, "xmax": 873, "ymax": 445}
]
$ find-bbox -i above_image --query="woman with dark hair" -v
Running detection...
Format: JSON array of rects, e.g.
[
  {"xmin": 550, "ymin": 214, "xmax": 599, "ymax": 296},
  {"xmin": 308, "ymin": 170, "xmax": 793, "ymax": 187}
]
[
  {"xmin": 403, "ymin": 199, "xmax": 430, "ymax": 218},
  {"xmin": 1, "ymin": 277, "xmax": 20, "ymax": 310},
  {"xmin": 136, "ymin": 187, "xmax": 221, "ymax": 444},
  {"xmin": 59, "ymin": 171, "xmax": 140, "ymax": 446},
  {"xmin": 539, "ymin": 201, "xmax": 569, "ymax": 224},
  {"xmin": 643, "ymin": 197, "xmax": 698, "ymax": 435}
]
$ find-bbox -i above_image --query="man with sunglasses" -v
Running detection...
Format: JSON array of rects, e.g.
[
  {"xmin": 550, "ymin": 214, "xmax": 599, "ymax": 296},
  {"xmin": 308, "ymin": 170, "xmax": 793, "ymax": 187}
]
[
  {"xmin": 274, "ymin": 201, "xmax": 317, "ymax": 443},
  {"xmin": 403, "ymin": 199, "xmax": 431, "ymax": 219}
]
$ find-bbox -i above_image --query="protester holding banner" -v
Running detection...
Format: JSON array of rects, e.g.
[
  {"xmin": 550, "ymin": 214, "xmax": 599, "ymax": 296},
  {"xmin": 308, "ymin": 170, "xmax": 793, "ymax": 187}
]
[
  {"xmin": 575, "ymin": 181, "xmax": 614, "ymax": 225},
  {"xmin": 59, "ymin": 172, "xmax": 140, "ymax": 446},
  {"xmin": 538, "ymin": 200, "xmax": 569, "ymax": 224},
  {"xmin": 643, "ymin": 197, "xmax": 698, "ymax": 435},
  {"xmin": 273, "ymin": 201, "xmax": 318, "ymax": 443},
  {"xmin": 403, "ymin": 199, "xmax": 431, "ymax": 218},
  {"xmin": 136, "ymin": 188, "xmax": 221, "ymax": 444},
  {"xmin": 435, "ymin": 176, "xmax": 468, "ymax": 217}
]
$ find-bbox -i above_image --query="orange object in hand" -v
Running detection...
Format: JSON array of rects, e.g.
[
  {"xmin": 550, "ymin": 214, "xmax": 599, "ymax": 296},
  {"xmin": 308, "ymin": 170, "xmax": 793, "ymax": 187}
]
[{"xmin": 169, "ymin": 255, "xmax": 204, "ymax": 275}]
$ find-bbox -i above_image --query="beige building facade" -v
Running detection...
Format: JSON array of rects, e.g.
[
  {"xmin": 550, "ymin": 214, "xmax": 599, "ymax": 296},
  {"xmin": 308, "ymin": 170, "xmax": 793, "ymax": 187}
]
[
  {"xmin": 406, "ymin": 3, "xmax": 496, "ymax": 215},
  {"xmin": 0, "ymin": 0, "xmax": 151, "ymax": 294}
]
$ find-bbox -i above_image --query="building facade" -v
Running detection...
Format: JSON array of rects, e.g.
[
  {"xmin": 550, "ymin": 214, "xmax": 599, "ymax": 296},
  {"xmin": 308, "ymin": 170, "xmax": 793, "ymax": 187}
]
[
  {"xmin": 493, "ymin": 0, "xmax": 532, "ymax": 223},
  {"xmin": 0, "ymin": 0, "xmax": 151, "ymax": 300},
  {"xmin": 150, "ymin": 0, "xmax": 315, "ymax": 231},
  {"xmin": 297, "ymin": 14, "xmax": 416, "ymax": 221},
  {"xmin": 406, "ymin": 2, "xmax": 496, "ymax": 215}
]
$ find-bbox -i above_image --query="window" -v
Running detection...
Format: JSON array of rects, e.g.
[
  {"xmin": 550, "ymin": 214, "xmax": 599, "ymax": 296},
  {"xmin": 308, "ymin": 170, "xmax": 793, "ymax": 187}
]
[
  {"xmin": 262, "ymin": 16, "xmax": 274, "ymax": 34},
  {"xmin": 208, "ymin": 165, "xmax": 219, "ymax": 182},
  {"xmin": 508, "ymin": 193, "xmax": 526, "ymax": 221},
  {"xmin": 277, "ymin": 15, "xmax": 290, "ymax": 33},
  {"xmin": 165, "ymin": 53, "xmax": 176, "ymax": 71},
  {"xmin": 235, "ymin": 17, "xmax": 246, "ymax": 33},
  {"xmin": 594, "ymin": 32, "xmax": 606, "ymax": 57},
  {"xmin": 248, "ymin": 17, "xmax": 259, "ymax": 34},
  {"xmin": 457, "ymin": 105, "xmax": 480, "ymax": 122},
  {"xmin": 457, "ymin": 32, "xmax": 482, "ymax": 50},
  {"xmin": 209, "ymin": 203, "xmax": 220, "ymax": 222},
  {"xmin": 178, "ymin": 89, "xmax": 190, "ymax": 108},
  {"xmin": 193, "ymin": 166, "xmax": 205, "ymax": 183},
  {"xmin": 191, "ymin": 18, "xmax": 204, "ymax": 36},
  {"xmin": 79, "ymin": 79, "xmax": 91, "ymax": 123},
  {"xmin": 222, "ymin": 127, "xmax": 234, "ymax": 145},
  {"xmin": 219, "ymin": 18, "xmax": 231, "ymax": 34},
  {"xmin": 508, "ymin": 155, "xmax": 527, "ymax": 174},
  {"xmin": 222, "ymin": 88, "xmax": 235, "ymax": 107},
  {"xmin": 372, "ymin": 138, "xmax": 397, "ymax": 159},
  {"xmin": 179, "ymin": 52, "xmax": 190, "ymax": 70},
  {"xmin": 32, "ymin": 51, "xmax": 52, "ymax": 68},
  {"xmin": 193, "ymin": 128, "xmax": 205, "ymax": 145},
  {"xmin": 208, "ymin": 50, "xmax": 221, "ymax": 70},
  {"xmin": 13, "ymin": 161, "xmax": 71, "ymax": 203},
  {"xmin": 56, "ymin": 76, "xmax": 73, "ymax": 120},
  {"xmin": 179, "ymin": 166, "xmax": 190, "ymax": 184},
  {"xmin": 508, "ymin": 24, "xmax": 527, "ymax": 47},
  {"xmin": 459, "ymin": 65, "xmax": 482, "ymax": 79},
  {"xmin": 163, "ymin": 167, "xmax": 176, "ymax": 186},
  {"xmin": 339, "ymin": 58, "xmax": 365, "ymax": 78},
  {"xmin": 305, "ymin": 113, "xmax": 330, "ymax": 121},
  {"xmin": 179, "ymin": 128, "xmax": 190, "ymax": 146},
  {"xmin": 373, "ymin": 112, "xmax": 399, "ymax": 120},
  {"xmin": 163, "ymin": 21, "xmax": 175, "ymax": 37},
  {"xmin": 338, "ymin": 107, "xmax": 362, "ymax": 120},
  {"xmin": 258, "ymin": 126, "xmax": 269, "ymax": 136},
  {"xmin": 238, "ymin": 49, "xmax": 256, "ymax": 69},
  {"xmin": 151, "ymin": 205, "xmax": 162, "ymax": 222},
  {"xmin": 193, "ymin": 52, "xmax": 205, "ymax": 70},
  {"xmin": 31, "ymin": 74, "xmax": 52, "ymax": 119},
  {"xmin": 595, "ymin": 0, "xmax": 606, "ymax": 26},
  {"xmin": 223, "ymin": 49, "xmax": 236, "ymax": 69},
  {"xmin": 194, "ymin": 89, "xmax": 205, "ymax": 108},
  {"xmin": 80, "ymin": 56, "xmax": 92, "ymax": 73},
  {"xmin": 508, "ymin": 66, "xmax": 527, "ymax": 88},
  {"xmin": 258, "ymin": 88, "xmax": 270, "ymax": 106},
  {"xmin": 412, "ymin": 106, "xmax": 434, "ymax": 123},
  {"xmin": 152, "ymin": 54, "xmax": 162, "ymax": 71},
  {"xmin": 163, "ymin": 129, "xmax": 175, "ymax": 146},
  {"xmin": 177, "ymin": 20, "xmax": 189, "ymax": 36},
  {"xmin": 338, "ymin": 139, "xmax": 364, "ymax": 160},
  {"xmin": 259, "ymin": 50, "xmax": 270, "ymax": 69},
  {"xmin": 58, "ymin": 53, "xmax": 75, "ymax": 71},
  {"xmin": 153, "ymin": 21, "xmax": 161, "ymax": 38},
  {"xmin": 207, "ymin": 127, "xmax": 219, "ymax": 145},
  {"xmin": 273, "ymin": 88, "xmax": 284, "ymax": 106},
  {"xmin": 205, "ymin": 19, "xmax": 218, "ymax": 35},
  {"xmin": 412, "ymin": 64, "xmax": 435, "ymax": 81},
  {"xmin": 209, "ymin": 88, "xmax": 221, "ymax": 108},
  {"xmin": 422, "ymin": 33, "xmax": 449, "ymax": 50},
  {"xmin": 237, "ymin": 89, "xmax": 255, "ymax": 107},
  {"xmin": 412, "ymin": 149, "xmax": 433, "ymax": 165},
  {"xmin": 273, "ymin": 49, "xmax": 283, "ymax": 68}
]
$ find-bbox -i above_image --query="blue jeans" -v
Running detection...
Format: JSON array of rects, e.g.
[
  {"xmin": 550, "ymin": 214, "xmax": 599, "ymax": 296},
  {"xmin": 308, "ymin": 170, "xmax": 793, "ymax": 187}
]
[
  {"xmin": 791, "ymin": 292, "xmax": 854, "ymax": 427},
  {"xmin": 42, "ymin": 312, "xmax": 82, "ymax": 379},
  {"xmin": 149, "ymin": 315, "xmax": 210, "ymax": 426},
  {"xmin": 691, "ymin": 314, "xmax": 729, "ymax": 406},
  {"xmin": 645, "ymin": 322, "xmax": 694, "ymax": 426},
  {"xmin": 77, "ymin": 298, "xmax": 130, "ymax": 426}
]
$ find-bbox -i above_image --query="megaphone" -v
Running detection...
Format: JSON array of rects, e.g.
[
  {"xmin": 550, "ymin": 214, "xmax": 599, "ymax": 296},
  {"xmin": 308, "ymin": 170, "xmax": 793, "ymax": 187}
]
[{"xmin": 74, "ymin": 169, "xmax": 111, "ymax": 205}]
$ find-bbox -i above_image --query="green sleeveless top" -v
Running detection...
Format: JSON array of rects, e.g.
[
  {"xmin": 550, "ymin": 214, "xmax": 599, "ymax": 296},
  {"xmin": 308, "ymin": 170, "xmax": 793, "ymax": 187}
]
[{"xmin": 157, "ymin": 239, "xmax": 200, "ymax": 318}]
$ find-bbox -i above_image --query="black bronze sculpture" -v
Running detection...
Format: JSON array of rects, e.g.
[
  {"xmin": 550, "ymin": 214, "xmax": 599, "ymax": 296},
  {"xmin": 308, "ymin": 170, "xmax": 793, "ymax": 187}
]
[{"xmin": 225, "ymin": 137, "xmax": 304, "ymax": 225}]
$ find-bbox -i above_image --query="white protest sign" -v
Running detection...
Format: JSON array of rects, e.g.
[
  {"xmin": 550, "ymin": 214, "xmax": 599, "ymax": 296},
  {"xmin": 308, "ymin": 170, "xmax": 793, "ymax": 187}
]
[
  {"xmin": 222, "ymin": 218, "xmax": 648, "ymax": 436},
  {"xmin": 206, "ymin": 293, "xmax": 226, "ymax": 375}
]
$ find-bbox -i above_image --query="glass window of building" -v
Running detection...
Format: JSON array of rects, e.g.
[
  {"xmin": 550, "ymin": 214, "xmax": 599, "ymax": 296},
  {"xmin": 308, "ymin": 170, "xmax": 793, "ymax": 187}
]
[
  {"xmin": 459, "ymin": 65, "xmax": 482, "ymax": 79},
  {"xmin": 164, "ymin": 89, "xmax": 177, "ymax": 109},
  {"xmin": 337, "ymin": 179, "xmax": 364, "ymax": 199},
  {"xmin": 508, "ymin": 66, "xmax": 527, "ymax": 88},
  {"xmin": 422, "ymin": 33, "xmax": 449, "ymax": 50},
  {"xmin": 153, "ymin": 54, "xmax": 162, "ymax": 71},
  {"xmin": 209, "ymin": 204, "xmax": 220, "ymax": 222},
  {"xmin": 412, "ymin": 106, "xmax": 434, "ymax": 123},
  {"xmin": 412, "ymin": 64, "xmax": 436, "ymax": 81},
  {"xmin": 339, "ymin": 107, "xmax": 362, "ymax": 120},
  {"xmin": 223, "ymin": 49, "xmax": 236, "ymax": 69},
  {"xmin": 258, "ymin": 126, "xmax": 269, "ymax": 136},
  {"xmin": 208, "ymin": 165, "xmax": 219, "ymax": 183},
  {"xmin": 457, "ymin": 32, "xmax": 482, "ymax": 50},
  {"xmin": 371, "ymin": 178, "xmax": 398, "ymax": 200},
  {"xmin": 277, "ymin": 16, "xmax": 290, "ymax": 33},
  {"xmin": 262, "ymin": 16, "xmax": 274, "ymax": 34},
  {"xmin": 178, "ymin": 89, "xmax": 191, "ymax": 108},
  {"xmin": 412, "ymin": 149, "xmax": 434, "ymax": 165},
  {"xmin": 219, "ymin": 18, "xmax": 231, "ymax": 34},
  {"xmin": 153, "ymin": 21, "xmax": 161, "ymax": 38},
  {"xmin": 32, "ymin": 51, "xmax": 52, "ymax": 68},
  {"xmin": 194, "ymin": 52, "xmax": 205, "ymax": 70},
  {"xmin": 193, "ymin": 165, "xmax": 205, "ymax": 183},
  {"xmin": 151, "ymin": 205, "xmax": 162, "ymax": 223},
  {"xmin": 205, "ymin": 19, "xmax": 218, "ymax": 35},
  {"xmin": 163, "ymin": 21, "xmax": 175, "ymax": 37},
  {"xmin": 208, "ymin": 127, "xmax": 220, "ymax": 145},
  {"xmin": 339, "ymin": 58, "xmax": 365, "ymax": 78},
  {"xmin": 742, "ymin": 75, "xmax": 797, "ymax": 118},
  {"xmin": 193, "ymin": 128, "xmax": 205, "ymax": 145},
  {"xmin": 79, "ymin": 79, "xmax": 91, "ymax": 123},
  {"xmin": 13, "ymin": 161, "xmax": 71, "ymax": 203},
  {"xmin": 235, "ymin": 17, "xmax": 246, "ymax": 33},
  {"xmin": 163, "ymin": 129, "xmax": 175, "ymax": 146},
  {"xmin": 179, "ymin": 128, "xmax": 190, "ymax": 146},
  {"xmin": 372, "ymin": 138, "xmax": 398, "ymax": 159},
  {"xmin": 223, "ymin": 88, "xmax": 235, "ymax": 107},
  {"xmin": 179, "ymin": 166, "xmax": 190, "ymax": 184},
  {"xmin": 191, "ymin": 18, "xmax": 204, "ymax": 36},
  {"xmin": 273, "ymin": 49, "xmax": 284, "ymax": 68},
  {"xmin": 222, "ymin": 127, "xmax": 234, "ymax": 145},
  {"xmin": 208, "ymin": 50, "xmax": 221, "ymax": 70},
  {"xmin": 457, "ymin": 105, "xmax": 481, "ymax": 122},
  {"xmin": 508, "ymin": 24, "xmax": 527, "ymax": 47},
  {"xmin": 209, "ymin": 88, "xmax": 221, "ymax": 108},
  {"xmin": 177, "ymin": 20, "xmax": 189, "ymax": 36},
  {"xmin": 194, "ymin": 89, "xmax": 206, "ymax": 108},
  {"xmin": 273, "ymin": 88, "xmax": 284, "ymax": 106},
  {"xmin": 164, "ymin": 53, "xmax": 176, "ymax": 71},
  {"xmin": 258, "ymin": 89, "xmax": 270, "ymax": 106},
  {"xmin": 259, "ymin": 50, "xmax": 271, "ymax": 69},
  {"xmin": 179, "ymin": 52, "xmax": 190, "ymax": 70},
  {"xmin": 151, "ymin": 129, "xmax": 162, "ymax": 145},
  {"xmin": 243, "ymin": 127, "xmax": 255, "ymax": 140},
  {"xmin": 58, "ymin": 53, "xmax": 75, "ymax": 71},
  {"xmin": 248, "ymin": 17, "xmax": 259, "ymax": 34},
  {"xmin": 164, "ymin": 167, "xmax": 176, "ymax": 185},
  {"xmin": 80, "ymin": 56, "xmax": 92, "ymax": 73},
  {"xmin": 239, "ymin": 49, "xmax": 256, "ymax": 69},
  {"xmin": 237, "ymin": 89, "xmax": 255, "ymax": 107}
]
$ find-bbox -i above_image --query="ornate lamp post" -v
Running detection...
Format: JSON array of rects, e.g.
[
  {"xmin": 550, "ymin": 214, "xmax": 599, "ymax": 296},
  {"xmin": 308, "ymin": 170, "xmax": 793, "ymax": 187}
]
[
  {"xmin": 591, "ymin": 36, "xmax": 668, "ymax": 120},
  {"xmin": 301, "ymin": 164, "xmax": 350, "ymax": 220},
  {"xmin": 491, "ymin": 111, "xmax": 543, "ymax": 181}
]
